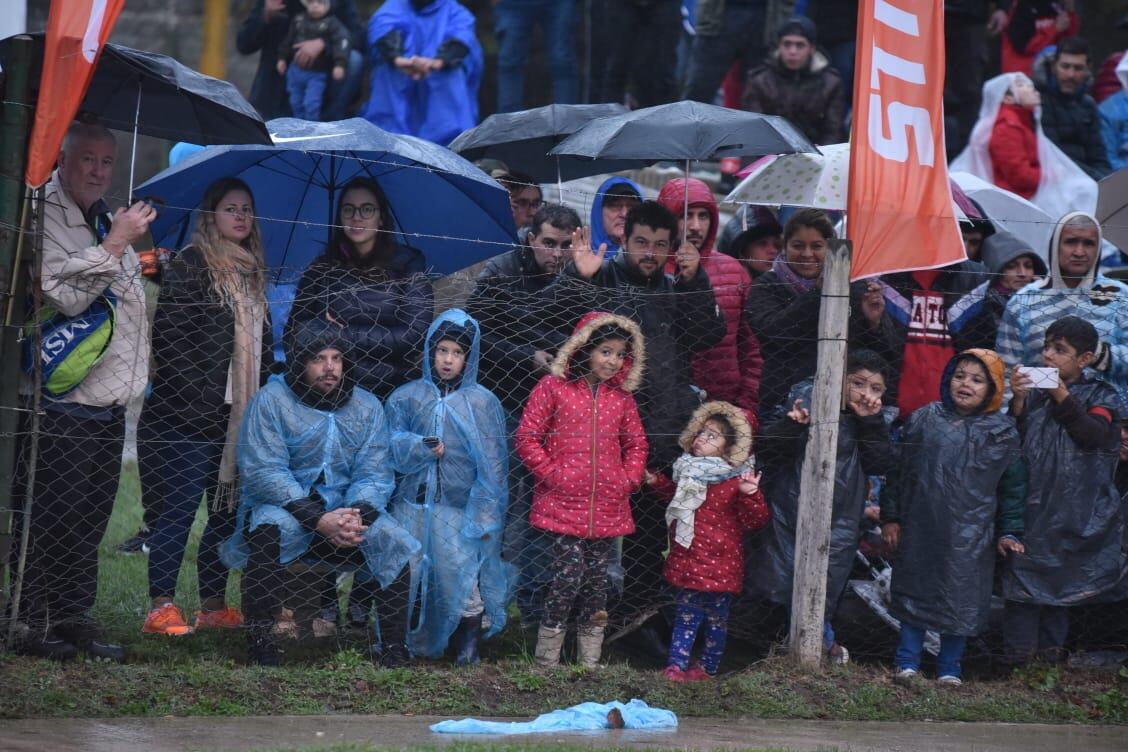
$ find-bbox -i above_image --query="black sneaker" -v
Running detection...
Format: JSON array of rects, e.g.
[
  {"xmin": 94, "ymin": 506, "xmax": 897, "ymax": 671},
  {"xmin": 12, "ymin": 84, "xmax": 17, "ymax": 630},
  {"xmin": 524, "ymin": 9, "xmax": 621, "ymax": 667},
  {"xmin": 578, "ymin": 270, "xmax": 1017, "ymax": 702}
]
[
  {"xmin": 117, "ymin": 528, "xmax": 151, "ymax": 555},
  {"xmin": 381, "ymin": 641, "xmax": 411, "ymax": 668},
  {"xmin": 15, "ymin": 631, "xmax": 77, "ymax": 661},
  {"xmin": 248, "ymin": 627, "xmax": 280, "ymax": 666},
  {"xmin": 54, "ymin": 618, "xmax": 125, "ymax": 663}
]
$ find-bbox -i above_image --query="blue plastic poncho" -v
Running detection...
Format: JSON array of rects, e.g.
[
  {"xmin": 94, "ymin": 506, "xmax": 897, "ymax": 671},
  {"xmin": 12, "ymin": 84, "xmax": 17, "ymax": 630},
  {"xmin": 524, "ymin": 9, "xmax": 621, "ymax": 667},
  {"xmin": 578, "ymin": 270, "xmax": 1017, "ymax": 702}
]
[
  {"xmin": 386, "ymin": 309, "xmax": 514, "ymax": 657},
  {"xmin": 222, "ymin": 375, "xmax": 419, "ymax": 588},
  {"xmin": 590, "ymin": 176, "xmax": 643, "ymax": 260},
  {"xmin": 430, "ymin": 699, "xmax": 678, "ymax": 734},
  {"xmin": 363, "ymin": 0, "xmax": 483, "ymax": 145}
]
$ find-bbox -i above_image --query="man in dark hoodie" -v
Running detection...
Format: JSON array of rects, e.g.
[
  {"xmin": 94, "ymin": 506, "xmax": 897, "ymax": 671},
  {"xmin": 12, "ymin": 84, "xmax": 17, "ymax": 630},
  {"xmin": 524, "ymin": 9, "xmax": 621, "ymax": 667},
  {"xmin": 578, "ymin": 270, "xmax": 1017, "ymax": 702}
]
[
  {"xmin": 741, "ymin": 17, "xmax": 845, "ymax": 145},
  {"xmin": 228, "ymin": 323, "xmax": 417, "ymax": 666},
  {"xmin": 1036, "ymin": 37, "xmax": 1112, "ymax": 180},
  {"xmin": 717, "ymin": 205, "xmax": 782, "ymax": 279}
]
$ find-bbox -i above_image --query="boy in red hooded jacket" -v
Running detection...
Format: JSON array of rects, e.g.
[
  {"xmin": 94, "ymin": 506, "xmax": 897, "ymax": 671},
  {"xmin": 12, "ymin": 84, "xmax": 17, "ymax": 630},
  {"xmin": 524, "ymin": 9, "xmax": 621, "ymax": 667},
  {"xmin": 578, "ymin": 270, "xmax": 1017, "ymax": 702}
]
[{"xmin": 515, "ymin": 311, "xmax": 649, "ymax": 668}]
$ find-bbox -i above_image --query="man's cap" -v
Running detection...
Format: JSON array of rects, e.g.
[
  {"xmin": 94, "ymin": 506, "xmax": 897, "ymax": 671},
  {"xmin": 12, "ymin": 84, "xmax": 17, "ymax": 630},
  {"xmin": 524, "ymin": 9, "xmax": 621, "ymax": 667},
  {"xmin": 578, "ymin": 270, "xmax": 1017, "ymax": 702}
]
[{"xmin": 777, "ymin": 16, "xmax": 817, "ymax": 44}]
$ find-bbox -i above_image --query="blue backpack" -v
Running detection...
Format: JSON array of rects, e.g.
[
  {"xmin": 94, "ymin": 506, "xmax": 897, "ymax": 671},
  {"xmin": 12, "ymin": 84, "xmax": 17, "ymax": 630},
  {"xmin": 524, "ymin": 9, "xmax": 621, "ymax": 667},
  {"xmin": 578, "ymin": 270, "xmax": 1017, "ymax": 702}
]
[{"xmin": 22, "ymin": 290, "xmax": 117, "ymax": 398}]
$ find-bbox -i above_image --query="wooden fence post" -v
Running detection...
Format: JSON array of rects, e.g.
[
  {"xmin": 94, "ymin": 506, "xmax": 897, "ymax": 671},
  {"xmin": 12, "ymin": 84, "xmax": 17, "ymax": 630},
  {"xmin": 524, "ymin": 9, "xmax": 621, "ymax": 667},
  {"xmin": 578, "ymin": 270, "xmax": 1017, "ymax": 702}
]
[{"xmin": 789, "ymin": 238, "xmax": 852, "ymax": 668}]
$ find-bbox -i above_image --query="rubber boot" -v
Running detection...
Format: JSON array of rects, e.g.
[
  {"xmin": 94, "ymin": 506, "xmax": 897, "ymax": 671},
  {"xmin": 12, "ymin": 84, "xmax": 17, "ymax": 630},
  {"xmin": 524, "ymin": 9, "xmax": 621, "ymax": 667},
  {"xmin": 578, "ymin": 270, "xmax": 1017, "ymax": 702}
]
[
  {"xmin": 577, "ymin": 623, "xmax": 605, "ymax": 668},
  {"xmin": 534, "ymin": 624, "xmax": 566, "ymax": 667},
  {"xmin": 453, "ymin": 614, "xmax": 482, "ymax": 666}
]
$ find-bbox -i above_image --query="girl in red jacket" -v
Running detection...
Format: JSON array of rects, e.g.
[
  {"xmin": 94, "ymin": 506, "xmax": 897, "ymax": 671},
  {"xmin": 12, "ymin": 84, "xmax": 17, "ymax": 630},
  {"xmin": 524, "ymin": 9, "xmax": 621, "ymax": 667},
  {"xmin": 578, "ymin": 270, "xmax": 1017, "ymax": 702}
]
[
  {"xmin": 653, "ymin": 401, "xmax": 769, "ymax": 681},
  {"xmin": 515, "ymin": 311, "xmax": 649, "ymax": 668}
]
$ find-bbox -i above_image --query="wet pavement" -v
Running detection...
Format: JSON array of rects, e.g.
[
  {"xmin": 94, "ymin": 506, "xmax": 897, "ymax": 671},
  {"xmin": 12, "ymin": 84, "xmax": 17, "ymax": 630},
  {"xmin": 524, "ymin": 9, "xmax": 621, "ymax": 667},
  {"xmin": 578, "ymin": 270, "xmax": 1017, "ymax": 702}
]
[{"xmin": 1, "ymin": 714, "xmax": 1126, "ymax": 752}]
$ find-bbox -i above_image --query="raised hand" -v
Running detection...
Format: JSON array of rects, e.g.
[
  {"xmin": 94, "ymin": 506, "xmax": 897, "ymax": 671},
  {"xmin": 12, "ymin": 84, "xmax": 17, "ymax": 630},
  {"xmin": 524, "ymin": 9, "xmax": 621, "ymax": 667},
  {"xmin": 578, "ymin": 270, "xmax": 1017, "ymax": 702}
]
[
  {"xmin": 787, "ymin": 399, "xmax": 811, "ymax": 425},
  {"xmin": 104, "ymin": 201, "xmax": 158, "ymax": 257},
  {"xmin": 570, "ymin": 225, "xmax": 608, "ymax": 279},
  {"xmin": 738, "ymin": 469, "xmax": 762, "ymax": 495},
  {"xmin": 674, "ymin": 240, "xmax": 700, "ymax": 281}
]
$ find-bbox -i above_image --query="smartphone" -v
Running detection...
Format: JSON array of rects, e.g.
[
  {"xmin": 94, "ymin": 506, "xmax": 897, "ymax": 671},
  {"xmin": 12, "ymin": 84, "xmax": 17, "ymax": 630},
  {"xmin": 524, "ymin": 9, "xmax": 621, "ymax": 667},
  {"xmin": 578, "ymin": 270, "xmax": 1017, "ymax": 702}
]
[
  {"xmin": 1019, "ymin": 366, "xmax": 1059, "ymax": 389},
  {"xmin": 422, "ymin": 436, "xmax": 441, "ymax": 448}
]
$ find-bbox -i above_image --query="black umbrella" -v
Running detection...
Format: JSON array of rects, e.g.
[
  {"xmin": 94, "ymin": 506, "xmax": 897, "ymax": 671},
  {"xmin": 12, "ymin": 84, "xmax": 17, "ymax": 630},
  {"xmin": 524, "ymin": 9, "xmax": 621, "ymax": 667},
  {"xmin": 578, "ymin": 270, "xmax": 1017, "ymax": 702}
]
[
  {"xmin": 549, "ymin": 100, "xmax": 817, "ymax": 244},
  {"xmin": 548, "ymin": 100, "xmax": 816, "ymax": 164},
  {"xmin": 0, "ymin": 33, "xmax": 271, "ymax": 194},
  {"xmin": 449, "ymin": 103, "xmax": 632, "ymax": 184},
  {"xmin": 1, "ymin": 33, "xmax": 270, "ymax": 146}
]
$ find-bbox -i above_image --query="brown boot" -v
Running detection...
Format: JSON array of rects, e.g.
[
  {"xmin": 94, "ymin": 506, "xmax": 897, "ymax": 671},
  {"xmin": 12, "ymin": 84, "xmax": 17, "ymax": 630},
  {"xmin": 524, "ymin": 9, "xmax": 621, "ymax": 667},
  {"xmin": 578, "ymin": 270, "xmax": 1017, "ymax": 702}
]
[{"xmin": 577, "ymin": 623, "xmax": 605, "ymax": 668}]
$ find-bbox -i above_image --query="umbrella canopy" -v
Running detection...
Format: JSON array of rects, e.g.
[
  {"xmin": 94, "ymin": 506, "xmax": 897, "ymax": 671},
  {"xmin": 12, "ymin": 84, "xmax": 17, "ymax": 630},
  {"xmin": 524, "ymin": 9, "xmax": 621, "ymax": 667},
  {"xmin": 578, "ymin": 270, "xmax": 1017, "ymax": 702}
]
[
  {"xmin": 950, "ymin": 171, "xmax": 1054, "ymax": 260},
  {"xmin": 548, "ymin": 100, "xmax": 816, "ymax": 165},
  {"xmin": 725, "ymin": 142, "xmax": 978, "ymax": 220},
  {"xmin": 137, "ymin": 118, "xmax": 517, "ymax": 280},
  {"xmin": 449, "ymin": 103, "xmax": 632, "ymax": 182},
  {"xmin": 1097, "ymin": 168, "xmax": 1128, "ymax": 252},
  {"xmin": 0, "ymin": 33, "xmax": 270, "ymax": 147}
]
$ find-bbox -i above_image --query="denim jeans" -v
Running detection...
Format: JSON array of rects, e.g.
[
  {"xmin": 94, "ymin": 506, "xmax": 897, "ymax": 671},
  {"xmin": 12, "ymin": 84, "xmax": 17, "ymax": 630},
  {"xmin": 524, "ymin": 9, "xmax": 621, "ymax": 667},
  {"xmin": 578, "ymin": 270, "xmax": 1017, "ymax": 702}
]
[
  {"xmin": 895, "ymin": 621, "xmax": 968, "ymax": 678},
  {"xmin": 495, "ymin": 0, "xmax": 579, "ymax": 112},
  {"xmin": 324, "ymin": 49, "xmax": 365, "ymax": 120},
  {"xmin": 139, "ymin": 414, "xmax": 233, "ymax": 602},
  {"xmin": 684, "ymin": 3, "xmax": 766, "ymax": 103},
  {"xmin": 286, "ymin": 65, "xmax": 329, "ymax": 121}
]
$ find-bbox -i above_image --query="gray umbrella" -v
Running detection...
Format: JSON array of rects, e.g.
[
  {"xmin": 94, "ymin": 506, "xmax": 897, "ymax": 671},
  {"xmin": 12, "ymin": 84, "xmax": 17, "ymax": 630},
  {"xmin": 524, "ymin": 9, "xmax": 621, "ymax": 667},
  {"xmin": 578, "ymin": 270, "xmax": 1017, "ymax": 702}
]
[
  {"xmin": 1097, "ymin": 167, "xmax": 1128, "ymax": 252},
  {"xmin": 549, "ymin": 100, "xmax": 816, "ymax": 243},
  {"xmin": 449, "ymin": 103, "xmax": 633, "ymax": 184},
  {"xmin": 548, "ymin": 100, "xmax": 816, "ymax": 164}
]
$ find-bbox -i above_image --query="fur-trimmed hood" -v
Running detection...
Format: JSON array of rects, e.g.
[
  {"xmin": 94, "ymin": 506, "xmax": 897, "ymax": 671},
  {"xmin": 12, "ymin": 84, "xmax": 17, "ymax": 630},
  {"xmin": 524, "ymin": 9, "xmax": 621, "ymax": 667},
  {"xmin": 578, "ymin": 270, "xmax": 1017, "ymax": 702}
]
[
  {"xmin": 550, "ymin": 311, "xmax": 645, "ymax": 392},
  {"xmin": 677, "ymin": 400, "xmax": 754, "ymax": 466}
]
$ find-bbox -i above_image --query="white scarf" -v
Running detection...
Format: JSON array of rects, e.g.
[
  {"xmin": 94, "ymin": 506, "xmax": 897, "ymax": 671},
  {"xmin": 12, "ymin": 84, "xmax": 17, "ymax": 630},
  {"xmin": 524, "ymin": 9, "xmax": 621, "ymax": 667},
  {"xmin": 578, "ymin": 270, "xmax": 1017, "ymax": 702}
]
[{"xmin": 666, "ymin": 453, "xmax": 741, "ymax": 549}]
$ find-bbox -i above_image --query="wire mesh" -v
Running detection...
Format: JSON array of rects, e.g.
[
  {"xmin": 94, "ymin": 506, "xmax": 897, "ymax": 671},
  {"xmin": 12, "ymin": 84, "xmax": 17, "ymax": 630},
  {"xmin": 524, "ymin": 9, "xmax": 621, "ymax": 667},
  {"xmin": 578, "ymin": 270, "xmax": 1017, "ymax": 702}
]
[{"xmin": 1, "ymin": 177, "xmax": 1127, "ymax": 678}]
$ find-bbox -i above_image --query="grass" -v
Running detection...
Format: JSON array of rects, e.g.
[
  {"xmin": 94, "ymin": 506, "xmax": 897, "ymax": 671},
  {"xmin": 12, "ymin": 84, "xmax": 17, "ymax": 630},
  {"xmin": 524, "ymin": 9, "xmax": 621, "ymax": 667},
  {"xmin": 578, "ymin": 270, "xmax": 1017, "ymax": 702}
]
[{"xmin": 2, "ymin": 463, "xmax": 1127, "ymax": 724}]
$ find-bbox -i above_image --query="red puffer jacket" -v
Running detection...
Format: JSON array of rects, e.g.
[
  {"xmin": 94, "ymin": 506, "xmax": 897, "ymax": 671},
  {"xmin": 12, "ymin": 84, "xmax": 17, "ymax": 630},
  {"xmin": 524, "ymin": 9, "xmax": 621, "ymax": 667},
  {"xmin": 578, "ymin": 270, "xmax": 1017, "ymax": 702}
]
[
  {"xmin": 990, "ymin": 103, "xmax": 1041, "ymax": 199},
  {"xmin": 659, "ymin": 178, "xmax": 761, "ymax": 414},
  {"xmin": 515, "ymin": 312, "xmax": 650, "ymax": 539},
  {"xmin": 655, "ymin": 401, "xmax": 770, "ymax": 593}
]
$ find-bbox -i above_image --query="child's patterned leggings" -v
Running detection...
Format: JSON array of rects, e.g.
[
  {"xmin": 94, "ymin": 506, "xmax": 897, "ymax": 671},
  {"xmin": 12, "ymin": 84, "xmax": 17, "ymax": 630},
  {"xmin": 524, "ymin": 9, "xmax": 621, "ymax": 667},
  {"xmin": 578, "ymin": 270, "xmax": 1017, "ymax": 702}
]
[
  {"xmin": 666, "ymin": 589, "xmax": 733, "ymax": 674},
  {"xmin": 540, "ymin": 534, "xmax": 613, "ymax": 629}
]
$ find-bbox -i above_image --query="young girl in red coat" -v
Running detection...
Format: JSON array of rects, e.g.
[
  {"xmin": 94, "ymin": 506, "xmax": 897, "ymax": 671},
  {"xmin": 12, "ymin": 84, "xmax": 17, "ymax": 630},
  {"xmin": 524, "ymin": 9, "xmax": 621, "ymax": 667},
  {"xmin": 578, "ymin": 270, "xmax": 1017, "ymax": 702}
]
[
  {"xmin": 515, "ymin": 311, "xmax": 649, "ymax": 668},
  {"xmin": 651, "ymin": 401, "xmax": 769, "ymax": 681}
]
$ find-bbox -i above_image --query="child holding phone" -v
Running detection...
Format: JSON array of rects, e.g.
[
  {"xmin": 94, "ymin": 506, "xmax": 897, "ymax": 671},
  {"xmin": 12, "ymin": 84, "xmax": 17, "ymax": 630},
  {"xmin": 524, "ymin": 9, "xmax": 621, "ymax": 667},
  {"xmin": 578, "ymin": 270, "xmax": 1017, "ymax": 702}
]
[
  {"xmin": 1005, "ymin": 315, "xmax": 1126, "ymax": 664},
  {"xmin": 386, "ymin": 309, "xmax": 513, "ymax": 666}
]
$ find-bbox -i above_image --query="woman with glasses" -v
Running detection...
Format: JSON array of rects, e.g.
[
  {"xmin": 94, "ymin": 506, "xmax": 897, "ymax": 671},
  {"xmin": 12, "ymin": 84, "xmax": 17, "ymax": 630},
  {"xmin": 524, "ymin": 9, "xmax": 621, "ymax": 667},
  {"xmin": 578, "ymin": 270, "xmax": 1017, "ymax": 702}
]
[
  {"xmin": 284, "ymin": 177, "xmax": 434, "ymax": 643},
  {"xmin": 140, "ymin": 177, "xmax": 273, "ymax": 637}
]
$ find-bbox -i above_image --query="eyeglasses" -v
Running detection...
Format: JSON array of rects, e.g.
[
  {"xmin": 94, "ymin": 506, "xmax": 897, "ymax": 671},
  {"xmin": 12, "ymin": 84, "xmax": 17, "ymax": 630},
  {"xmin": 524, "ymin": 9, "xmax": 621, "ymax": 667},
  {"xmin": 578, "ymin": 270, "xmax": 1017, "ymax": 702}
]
[
  {"xmin": 511, "ymin": 198, "xmax": 543, "ymax": 211},
  {"xmin": 341, "ymin": 203, "xmax": 378, "ymax": 220}
]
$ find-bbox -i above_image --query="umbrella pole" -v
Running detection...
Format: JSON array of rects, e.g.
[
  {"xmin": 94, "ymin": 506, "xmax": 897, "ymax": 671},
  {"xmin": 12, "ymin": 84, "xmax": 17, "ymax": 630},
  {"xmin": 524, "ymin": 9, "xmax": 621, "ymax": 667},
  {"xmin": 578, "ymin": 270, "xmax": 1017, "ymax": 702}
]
[
  {"xmin": 556, "ymin": 158, "xmax": 563, "ymax": 203},
  {"xmin": 127, "ymin": 83, "xmax": 141, "ymax": 201},
  {"xmin": 683, "ymin": 158, "xmax": 690, "ymax": 248}
]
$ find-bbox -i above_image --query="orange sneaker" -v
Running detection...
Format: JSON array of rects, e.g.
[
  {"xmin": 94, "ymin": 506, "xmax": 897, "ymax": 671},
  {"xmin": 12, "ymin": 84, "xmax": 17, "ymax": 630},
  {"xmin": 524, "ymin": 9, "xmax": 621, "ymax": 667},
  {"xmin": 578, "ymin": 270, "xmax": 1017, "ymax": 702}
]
[
  {"xmin": 194, "ymin": 605, "xmax": 244, "ymax": 630},
  {"xmin": 143, "ymin": 603, "xmax": 193, "ymax": 636}
]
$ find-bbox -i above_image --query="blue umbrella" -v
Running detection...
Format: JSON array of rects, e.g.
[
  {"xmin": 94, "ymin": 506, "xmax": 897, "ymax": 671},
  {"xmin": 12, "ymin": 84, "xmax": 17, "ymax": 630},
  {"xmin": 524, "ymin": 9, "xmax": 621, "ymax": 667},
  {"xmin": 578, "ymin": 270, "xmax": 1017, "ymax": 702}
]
[{"xmin": 137, "ymin": 118, "xmax": 517, "ymax": 280}]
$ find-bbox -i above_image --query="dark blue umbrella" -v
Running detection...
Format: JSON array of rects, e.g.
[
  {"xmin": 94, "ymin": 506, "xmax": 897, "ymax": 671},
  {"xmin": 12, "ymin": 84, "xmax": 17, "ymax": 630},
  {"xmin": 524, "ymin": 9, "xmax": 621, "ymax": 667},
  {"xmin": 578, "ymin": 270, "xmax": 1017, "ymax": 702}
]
[{"xmin": 137, "ymin": 118, "xmax": 517, "ymax": 280}]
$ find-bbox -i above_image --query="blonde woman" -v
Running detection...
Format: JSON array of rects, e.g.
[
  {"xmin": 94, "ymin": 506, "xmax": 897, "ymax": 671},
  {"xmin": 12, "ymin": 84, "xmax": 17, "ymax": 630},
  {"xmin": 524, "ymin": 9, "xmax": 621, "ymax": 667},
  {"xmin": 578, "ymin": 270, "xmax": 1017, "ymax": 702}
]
[{"xmin": 140, "ymin": 177, "xmax": 272, "ymax": 636}]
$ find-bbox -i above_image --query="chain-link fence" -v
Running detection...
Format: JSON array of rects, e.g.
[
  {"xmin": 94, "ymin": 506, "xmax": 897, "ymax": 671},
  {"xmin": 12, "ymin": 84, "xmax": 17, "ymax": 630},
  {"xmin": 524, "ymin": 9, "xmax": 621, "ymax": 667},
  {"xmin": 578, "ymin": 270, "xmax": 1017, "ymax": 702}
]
[{"xmin": 2, "ymin": 177, "xmax": 1127, "ymax": 676}]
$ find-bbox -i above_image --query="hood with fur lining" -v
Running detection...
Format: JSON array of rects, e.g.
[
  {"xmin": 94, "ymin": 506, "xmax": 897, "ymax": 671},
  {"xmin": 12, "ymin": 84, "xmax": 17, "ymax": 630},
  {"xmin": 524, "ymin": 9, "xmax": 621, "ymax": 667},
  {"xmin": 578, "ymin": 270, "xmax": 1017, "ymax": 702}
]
[
  {"xmin": 677, "ymin": 400, "xmax": 754, "ymax": 466},
  {"xmin": 550, "ymin": 311, "xmax": 645, "ymax": 392}
]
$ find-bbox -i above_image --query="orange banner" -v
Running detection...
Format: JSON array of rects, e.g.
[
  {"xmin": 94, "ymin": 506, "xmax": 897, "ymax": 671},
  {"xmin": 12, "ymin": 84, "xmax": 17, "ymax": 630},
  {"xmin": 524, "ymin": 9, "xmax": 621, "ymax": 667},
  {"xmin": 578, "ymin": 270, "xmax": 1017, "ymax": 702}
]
[
  {"xmin": 847, "ymin": 0, "xmax": 965, "ymax": 280},
  {"xmin": 25, "ymin": 0, "xmax": 125, "ymax": 187}
]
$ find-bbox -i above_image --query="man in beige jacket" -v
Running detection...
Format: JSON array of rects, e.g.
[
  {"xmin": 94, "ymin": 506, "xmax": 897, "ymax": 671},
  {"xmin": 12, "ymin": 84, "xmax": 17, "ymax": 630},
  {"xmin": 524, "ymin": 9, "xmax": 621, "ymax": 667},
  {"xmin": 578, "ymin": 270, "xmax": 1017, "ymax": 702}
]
[{"xmin": 16, "ymin": 122, "xmax": 155, "ymax": 661}]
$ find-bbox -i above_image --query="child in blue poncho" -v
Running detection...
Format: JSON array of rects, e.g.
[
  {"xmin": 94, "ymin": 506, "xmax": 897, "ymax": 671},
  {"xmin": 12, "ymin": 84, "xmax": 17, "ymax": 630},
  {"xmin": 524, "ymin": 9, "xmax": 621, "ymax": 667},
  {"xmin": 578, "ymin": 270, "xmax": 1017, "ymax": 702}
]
[{"xmin": 386, "ymin": 309, "xmax": 514, "ymax": 664}]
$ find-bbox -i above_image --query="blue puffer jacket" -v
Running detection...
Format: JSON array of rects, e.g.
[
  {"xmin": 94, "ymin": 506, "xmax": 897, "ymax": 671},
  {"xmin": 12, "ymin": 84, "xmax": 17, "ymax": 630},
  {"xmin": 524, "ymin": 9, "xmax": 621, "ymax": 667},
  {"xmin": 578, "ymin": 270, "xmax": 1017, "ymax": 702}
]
[{"xmin": 286, "ymin": 244, "xmax": 434, "ymax": 400}]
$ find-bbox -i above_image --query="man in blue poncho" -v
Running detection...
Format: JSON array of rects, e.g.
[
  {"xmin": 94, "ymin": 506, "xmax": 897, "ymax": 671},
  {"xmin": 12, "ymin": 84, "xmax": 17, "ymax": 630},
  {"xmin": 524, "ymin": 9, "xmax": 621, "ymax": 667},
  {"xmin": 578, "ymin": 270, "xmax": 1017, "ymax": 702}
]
[
  {"xmin": 590, "ymin": 176, "xmax": 643, "ymax": 261},
  {"xmin": 363, "ymin": 0, "xmax": 483, "ymax": 145},
  {"xmin": 386, "ymin": 309, "xmax": 514, "ymax": 665},
  {"xmin": 225, "ymin": 322, "xmax": 419, "ymax": 666}
]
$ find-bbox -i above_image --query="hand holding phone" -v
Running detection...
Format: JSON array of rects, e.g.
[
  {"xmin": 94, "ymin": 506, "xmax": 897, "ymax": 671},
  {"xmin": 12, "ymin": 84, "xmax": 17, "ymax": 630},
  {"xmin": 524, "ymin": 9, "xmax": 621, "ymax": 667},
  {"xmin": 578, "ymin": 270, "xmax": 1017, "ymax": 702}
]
[{"xmin": 1018, "ymin": 366, "xmax": 1059, "ymax": 389}]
